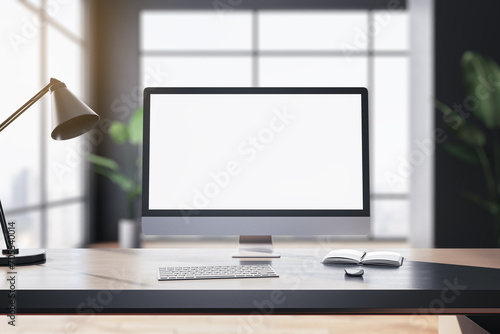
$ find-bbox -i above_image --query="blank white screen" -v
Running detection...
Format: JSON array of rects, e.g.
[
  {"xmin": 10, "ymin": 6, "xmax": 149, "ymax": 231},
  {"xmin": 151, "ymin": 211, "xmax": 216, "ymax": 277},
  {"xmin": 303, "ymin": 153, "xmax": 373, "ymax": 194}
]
[{"xmin": 148, "ymin": 94, "xmax": 363, "ymax": 210}]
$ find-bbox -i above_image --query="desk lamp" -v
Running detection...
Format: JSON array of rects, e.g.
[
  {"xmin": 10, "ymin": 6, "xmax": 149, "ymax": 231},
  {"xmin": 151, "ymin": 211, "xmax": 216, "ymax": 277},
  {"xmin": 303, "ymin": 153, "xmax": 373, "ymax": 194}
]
[{"xmin": 0, "ymin": 78, "xmax": 100, "ymax": 266}]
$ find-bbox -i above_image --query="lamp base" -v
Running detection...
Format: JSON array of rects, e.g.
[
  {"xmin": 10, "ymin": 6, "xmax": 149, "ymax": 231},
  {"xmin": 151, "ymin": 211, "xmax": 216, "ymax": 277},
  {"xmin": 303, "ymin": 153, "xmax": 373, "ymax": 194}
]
[{"xmin": 0, "ymin": 249, "xmax": 46, "ymax": 266}]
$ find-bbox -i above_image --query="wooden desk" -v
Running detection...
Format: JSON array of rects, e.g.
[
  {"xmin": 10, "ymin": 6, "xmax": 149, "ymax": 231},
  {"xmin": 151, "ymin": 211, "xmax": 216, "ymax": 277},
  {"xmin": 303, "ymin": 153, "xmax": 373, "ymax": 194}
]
[{"xmin": 1, "ymin": 248, "xmax": 500, "ymax": 315}]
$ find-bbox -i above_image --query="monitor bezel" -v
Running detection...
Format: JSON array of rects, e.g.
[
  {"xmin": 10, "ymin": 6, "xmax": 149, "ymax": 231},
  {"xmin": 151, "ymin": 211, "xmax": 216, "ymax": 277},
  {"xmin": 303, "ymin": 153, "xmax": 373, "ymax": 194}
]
[{"xmin": 142, "ymin": 87, "xmax": 370, "ymax": 220}]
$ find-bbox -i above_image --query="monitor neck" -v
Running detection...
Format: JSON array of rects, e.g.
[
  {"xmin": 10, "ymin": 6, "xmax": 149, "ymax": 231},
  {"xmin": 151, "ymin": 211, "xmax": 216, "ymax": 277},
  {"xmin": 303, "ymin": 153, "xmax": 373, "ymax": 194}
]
[{"xmin": 232, "ymin": 235, "xmax": 280, "ymax": 258}]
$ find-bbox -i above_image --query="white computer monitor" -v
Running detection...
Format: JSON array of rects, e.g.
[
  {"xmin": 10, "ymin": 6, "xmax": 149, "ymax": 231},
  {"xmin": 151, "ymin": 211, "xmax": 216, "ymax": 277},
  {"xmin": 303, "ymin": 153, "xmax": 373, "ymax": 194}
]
[{"xmin": 142, "ymin": 87, "xmax": 370, "ymax": 257}]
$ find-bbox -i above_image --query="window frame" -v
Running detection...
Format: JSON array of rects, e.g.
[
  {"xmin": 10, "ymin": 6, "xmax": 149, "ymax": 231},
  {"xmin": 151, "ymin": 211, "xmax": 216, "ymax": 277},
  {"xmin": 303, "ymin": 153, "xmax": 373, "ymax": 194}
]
[{"xmin": 139, "ymin": 2, "xmax": 415, "ymax": 240}]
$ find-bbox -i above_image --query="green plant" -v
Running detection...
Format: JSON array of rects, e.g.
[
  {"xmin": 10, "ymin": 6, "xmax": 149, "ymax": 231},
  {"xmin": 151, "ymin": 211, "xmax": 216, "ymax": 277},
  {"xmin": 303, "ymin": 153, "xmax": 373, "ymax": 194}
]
[
  {"xmin": 88, "ymin": 108, "xmax": 143, "ymax": 219},
  {"xmin": 436, "ymin": 51, "xmax": 500, "ymax": 246}
]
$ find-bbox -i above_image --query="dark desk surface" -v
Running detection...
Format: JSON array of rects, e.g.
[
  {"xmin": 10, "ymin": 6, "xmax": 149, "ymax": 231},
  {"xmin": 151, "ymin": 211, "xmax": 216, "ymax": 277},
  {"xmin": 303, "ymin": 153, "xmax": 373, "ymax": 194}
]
[{"xmin": 1, "ymin": 248, "xmax": 500, "ymax": 314}]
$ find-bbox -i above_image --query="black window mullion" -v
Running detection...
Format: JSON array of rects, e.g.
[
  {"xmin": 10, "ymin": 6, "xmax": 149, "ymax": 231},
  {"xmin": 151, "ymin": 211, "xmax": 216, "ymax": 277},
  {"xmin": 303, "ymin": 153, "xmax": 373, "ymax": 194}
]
[{"xmin": 141, "ymin": 0, "xmax": 406, "ymax": 10}]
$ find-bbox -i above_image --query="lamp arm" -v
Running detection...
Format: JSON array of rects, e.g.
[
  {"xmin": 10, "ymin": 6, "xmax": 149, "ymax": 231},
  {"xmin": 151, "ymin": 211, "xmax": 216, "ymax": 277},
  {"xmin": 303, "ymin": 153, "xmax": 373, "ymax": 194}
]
[
  {"xmin": 0, "ymin": 79, "xmax": 59, "ymax": 251},
  {"xmin": 0, "ymin": 81, "xmax": 53, "ymax": 133}
]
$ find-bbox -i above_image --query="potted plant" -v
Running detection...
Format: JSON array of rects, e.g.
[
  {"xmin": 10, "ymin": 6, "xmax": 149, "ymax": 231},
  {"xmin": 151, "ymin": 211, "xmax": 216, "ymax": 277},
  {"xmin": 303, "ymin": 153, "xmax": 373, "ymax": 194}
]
[
  {"xmin": 436, "ymin": 51, "xmax": 500, "ymax": 246},
  {"xmin": 88, "ymin": 108, "xmax": 143, "ymax": 247}
]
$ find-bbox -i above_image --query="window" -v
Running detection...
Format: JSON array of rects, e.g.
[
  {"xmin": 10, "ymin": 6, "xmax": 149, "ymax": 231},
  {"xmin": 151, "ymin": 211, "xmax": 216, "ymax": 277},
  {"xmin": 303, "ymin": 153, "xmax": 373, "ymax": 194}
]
[
  {"xmin": 0, "ymin": 0, "xmax": 87, "ymax": 247},
  {"xmin": 140, "ymin": 6, "xmax": 410, "ymax": 239}
]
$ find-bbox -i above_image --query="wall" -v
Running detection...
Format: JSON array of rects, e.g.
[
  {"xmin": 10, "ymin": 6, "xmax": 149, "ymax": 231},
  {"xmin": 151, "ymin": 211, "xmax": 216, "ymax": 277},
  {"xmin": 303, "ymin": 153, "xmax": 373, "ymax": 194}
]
[
  {"xmin": 434, "ymin": 0, "xmax": 500, "ymax": 247},
  {"xmin": 409, "ymin": 0, "xmax": 434, "ymax": 248},
  {"xmin": 88, "ymin": 0, "xmax": 141, "ymax": 241}
]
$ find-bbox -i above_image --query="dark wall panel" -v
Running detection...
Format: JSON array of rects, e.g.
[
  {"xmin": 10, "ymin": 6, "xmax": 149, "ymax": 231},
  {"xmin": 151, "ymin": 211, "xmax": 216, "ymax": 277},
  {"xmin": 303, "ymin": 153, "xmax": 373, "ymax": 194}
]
[
  {"xmin": 88, "ymin": 0, "xmax": 141, "ymax": 241},
  {"xmin": 434, "ymin": 0, "xmax": 500, "ymax": 247}
]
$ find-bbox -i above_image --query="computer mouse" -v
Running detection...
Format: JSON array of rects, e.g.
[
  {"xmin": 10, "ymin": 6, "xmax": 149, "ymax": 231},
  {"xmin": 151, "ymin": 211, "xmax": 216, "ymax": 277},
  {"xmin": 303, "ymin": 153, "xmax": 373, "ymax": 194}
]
[{"xmin": 344, "ymin": 268, "xmax": 364, "ymax": 277}]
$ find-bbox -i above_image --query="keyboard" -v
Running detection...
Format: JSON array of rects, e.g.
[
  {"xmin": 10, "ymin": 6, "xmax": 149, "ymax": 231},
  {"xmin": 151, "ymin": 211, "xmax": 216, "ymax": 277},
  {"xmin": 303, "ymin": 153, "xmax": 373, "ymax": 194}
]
[{"xmin": 158, "ymin": 264, "xmax": 279, "ymax": 281}]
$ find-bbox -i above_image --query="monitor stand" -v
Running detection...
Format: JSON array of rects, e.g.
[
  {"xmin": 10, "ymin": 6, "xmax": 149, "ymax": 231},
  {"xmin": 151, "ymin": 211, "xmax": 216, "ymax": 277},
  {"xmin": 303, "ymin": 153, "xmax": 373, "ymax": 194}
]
[{"xmin": 232, "ymin": 235, "xmax": 281, "ymax": 258}]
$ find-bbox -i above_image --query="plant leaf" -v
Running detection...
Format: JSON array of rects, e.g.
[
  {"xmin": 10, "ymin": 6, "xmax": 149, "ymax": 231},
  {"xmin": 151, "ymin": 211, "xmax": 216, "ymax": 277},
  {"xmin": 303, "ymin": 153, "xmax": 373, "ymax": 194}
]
[
  {"xmin": 88, "ymin": 154, "xmax": 119, "ymax": 171},
  {"xmin": 435, "ymin": 99, "xmax": 464, "ymax": 128},
  {"xmin": 107, "ymin": 173, "xmax": 134, "ymax": 193},
  {"xmin": 454, "ymin": 123, "xmax": 486, "ymax": 147},
  {"xmin": 127, "ymin": 185, "xmax": 142, "ymax": 202},
  {"xmin": 461, "ymin": 51, "xmax": 500, "ymax": 129},
  {"xmin": 95, "ymin": 167, "xmax": 134, "ymax": 193},
  {"xmin": 435, "ymin": 99, "xmax": 486, "ymax": 146},
  {"xmin": 442, "ymin": 142, "xmax": 479, "ymax": 164},
  {"xmin": 128, "ymin": 108, "xmax": 143, "ymax": 145},
  {"xmin": 109, "ymin": 122, "xmax": 129, "ymax": 144},
  {"xmin": 463, "ymin": 191, "xmax": 500, "ymax": 215}
]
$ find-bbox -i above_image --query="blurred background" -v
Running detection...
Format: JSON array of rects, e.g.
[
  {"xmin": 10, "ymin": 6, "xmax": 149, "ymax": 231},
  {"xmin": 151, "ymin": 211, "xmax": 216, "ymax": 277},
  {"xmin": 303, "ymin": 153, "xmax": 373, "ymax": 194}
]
[{"xmin": 0, "ymin": 0, "xmax": 497, "ymax": 250}]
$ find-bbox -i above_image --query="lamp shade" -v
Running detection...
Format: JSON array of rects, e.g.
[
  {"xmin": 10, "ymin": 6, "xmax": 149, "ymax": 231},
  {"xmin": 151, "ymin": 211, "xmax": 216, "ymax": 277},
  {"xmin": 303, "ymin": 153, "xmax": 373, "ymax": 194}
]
[{"xmin": 50, "ymin": 80, "xmax": 100, "ymax": 140}]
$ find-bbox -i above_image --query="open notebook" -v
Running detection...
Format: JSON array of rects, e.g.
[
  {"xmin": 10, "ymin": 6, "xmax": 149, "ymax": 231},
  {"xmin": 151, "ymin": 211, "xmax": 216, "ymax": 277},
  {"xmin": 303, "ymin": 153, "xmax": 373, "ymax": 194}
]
[{"xmin": 322, "ymin": 249, "xmax": 404, "ymax": 267}]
